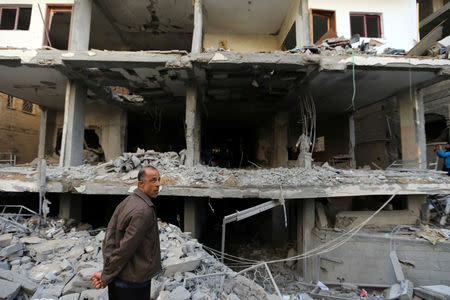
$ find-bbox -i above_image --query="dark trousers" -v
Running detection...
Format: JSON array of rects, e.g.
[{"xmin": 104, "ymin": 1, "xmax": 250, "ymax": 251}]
[{"xmin": 108, "ymin": 278, "xmax": 151, "ymax": 300}]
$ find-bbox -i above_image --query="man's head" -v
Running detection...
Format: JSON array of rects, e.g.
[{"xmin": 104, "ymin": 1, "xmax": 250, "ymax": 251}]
[
  {"xmin": 137, "ymin": 166, "xmax": 160, "ymax": 198},
  {"xmin": 446, "ymin": 143, "xmax": 450, "ymax": 151}
]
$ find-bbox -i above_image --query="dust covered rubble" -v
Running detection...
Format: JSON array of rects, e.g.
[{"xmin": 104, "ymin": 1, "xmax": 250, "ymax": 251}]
[
  {"xmin": 34, "ymin": 150, "xmax": 450, "ymax": 188},
  {"xmin": 1, "ymin": 150, "xmax": 448, "ymax": 188},
  {"xmin": 0, "ymin": 217, "xmax": 274, "ymax": 300}
]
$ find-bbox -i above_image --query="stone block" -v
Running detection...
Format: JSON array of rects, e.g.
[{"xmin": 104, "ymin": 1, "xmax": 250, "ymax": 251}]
[
  {"xmin": 28, "ymin": 239, "xmax": 75, "ymax": 262},
  {"xmin": 79, "ymin": 288, "xmax": 108, "ymax": 300},
  {"xmin": 0, "ymin": 269, "xmax": 38, "ymax": 294},
  {"xmin": 95, "ymin": 231, "xmax": 105, "ymax": 242},
  {"xmin": 0, "ymin": 262, "xmax": 10, "ymax": 270},
  {"xmin": 0, "ymin": 278, "xmax": 21, "ymax": 300},
  {"xmin": 20, "ymin": 256, "xmax": 31, "ymax": 264},
  {"xmin": 28, "ymin": 263, "xmax": 62, "ymax": 282},
  {"xmin": 192, "ymin": 291, "xmax": 211, "ymax": 300},
  {"xmin": 163, "ymin": 255, "xmax": 202, "ymax": 276},
  {"xmin": 168, "ymin": 286, "xmax": 190, "ymax": 300},
  {"xmin": 384, "ymin": 280, "xmax": 413, "ymax": 300},
  {"xmin": 59, "ymin": 293, "xmax": 80, "ymax": 300},
  {"xmin": 0, "ymin": 234, "xmax": 12, "ymax": 248},
  {"xmin": 20, "ymin": 236, "xmax": 45, "ymax": 244},
  {"xmin": 0, "ymin": 243, "xmax": 23, "ymax": 259},
  {"xmin": 62, "ymin": 268, "xmax": 100, "ymax": 295},
  {"xmin": 414, "ymin": 285, "xmax": 450, "ymax": 300}
]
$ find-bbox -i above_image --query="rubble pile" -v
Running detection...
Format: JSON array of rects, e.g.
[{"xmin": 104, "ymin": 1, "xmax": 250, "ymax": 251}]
[
  {"xmin": 0, "ymin": 217, "xmax": 273, "ymax": 300},
  {"xmin": 1, "ymin": 150, "xmax": 449, "ymax": 190}
]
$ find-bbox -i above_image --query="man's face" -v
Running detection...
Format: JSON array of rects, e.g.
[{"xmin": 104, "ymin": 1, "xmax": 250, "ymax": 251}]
[{"xmin": 138, "ymin": 169, "xmax": 161, "ymax": 198}]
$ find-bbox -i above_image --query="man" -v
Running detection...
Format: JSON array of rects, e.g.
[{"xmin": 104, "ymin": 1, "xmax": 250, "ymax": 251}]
[
  {"xmin": 90, "ymin": 166, "xmax": 162, "ymax": 299},
  {"xmin": 436, "ymin": 143, "xmax": 450, "ymax": 176}
]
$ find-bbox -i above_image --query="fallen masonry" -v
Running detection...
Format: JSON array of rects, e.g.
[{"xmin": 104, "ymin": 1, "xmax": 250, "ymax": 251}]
[
  {"xmin": 1, "ymin": 150, "xmax": 449, "ymax": 199},
  {"xmin": 0, "ymin": 216, "xmax": 275, "ymax": 300}
]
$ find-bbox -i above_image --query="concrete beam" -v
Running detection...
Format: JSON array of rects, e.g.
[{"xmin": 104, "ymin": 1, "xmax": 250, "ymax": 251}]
[
  {"xmin": 295, "ymin": 0, "xmax": 310, "ymax": 47},
  {"xmin": 69, "ymin": 0, "xmax": 93, "ymax": 51},
  {"xmin": 398, "ymin": 89, "xmax": 427, "ymax": 169},
  {"xmin": 60, "ymin": 80, "xmax": 86, "ymax": 167},
  {"xmin": 191, "ymin": 0, "xmax": 203, "ymax": 54},
  {"xmin": 185, "ymin": 84, "xmax": 201, "ymax": 166}
]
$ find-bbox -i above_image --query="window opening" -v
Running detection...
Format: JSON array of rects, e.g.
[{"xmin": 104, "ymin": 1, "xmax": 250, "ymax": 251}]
[
  {"xmin": 0, "ymin": 7, "xmax": 31, "ymax": 30},
  {"xmin": 44, "ymin": 6, "xmax": 72, "ymax": 50},
  {"xmin": 6, "ymin": 95, "xmax": 14, "ymax": 109},
  {"xmin": 350, "ymin": 14, "xmax": 381, "ymax": 38},
  {"xmin": 22, "ymin": 100, "xmax": 33, "ymax": 114},
  {"xmin": 310, "ymin": 10, "xmax": 337, "ymax": 45}
]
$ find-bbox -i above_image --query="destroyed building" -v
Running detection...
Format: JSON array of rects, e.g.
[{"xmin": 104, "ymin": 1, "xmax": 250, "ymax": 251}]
[{"xmin": 0, "ymin": 0, "xmax": 450, "ymax": 299}]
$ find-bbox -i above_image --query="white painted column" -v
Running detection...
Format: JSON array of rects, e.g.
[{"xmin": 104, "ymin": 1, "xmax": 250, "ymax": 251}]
[
  {"xmin": 191, "ymin": 0, "xmax": 203, "ymax": 53},
  {"xmin": 349, "ymin": 114, "xmax": 356, "ymax": 168},
  {"xmin": 295, "ymin": 0, "xmax": 310, "ymax": 47},
  {"xmin": 398, "ymin": 89, "xmax": 427, "ymax": 169},
  {"xmin": 38, "ymin": 106, "xmax": 48, "ymax": 159},
  {"xmin": 69, "ymin": 0, "xmax": 93, "ymax": 51},
  {"xmin": 60, "ymin": 0, "xmax": 92, "ymax": 167},
  {"xmin": 302, "ymin": 199, "xmax": 318, "ymax": 282},
  {"xmin": 185, "ymin": 84, "xmax": 201, "ymax": 166},
  {"xmin": 60, "ymin": 80, "xmax": 87, "ymax": 167},
  {"xmin": 273, "ymin": 112, "xmax": 289, "ymax": 167}
]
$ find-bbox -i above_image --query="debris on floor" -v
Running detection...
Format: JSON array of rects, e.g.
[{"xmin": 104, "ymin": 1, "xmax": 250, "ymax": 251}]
[{"xmin": 0, "ymin": 216, "xmax": 273, "ymax": 300}]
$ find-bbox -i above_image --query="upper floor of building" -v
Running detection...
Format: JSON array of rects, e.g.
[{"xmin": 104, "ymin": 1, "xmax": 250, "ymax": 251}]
[{"xmin": 0, "ymin": 0, "xmax": 429, "ymax": 53}]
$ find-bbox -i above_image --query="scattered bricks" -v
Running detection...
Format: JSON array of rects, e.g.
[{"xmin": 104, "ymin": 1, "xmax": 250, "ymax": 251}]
[
  {"xmin": 0, "ymin": 269, "xmax": 38, "ymax": 294},
  {"xmin": 0, "ymin": 278, "xmax": 21, "ymax": 300},
  {"xmin": 168, "ymin": 286, "xmax": 191, "ymax": 300},
  {"xmin": 163, "ymin": 255, "xmax": 202, "ymax": 276},
  {"xmin": 0, "ymin": 234, "xmax": 12, "ymax": 248},
  {"xmin": 28, "ymin": 263, "xmax": 62, "ymax": 282},
  {"xmin": 28, "ymin": 239, "xmax": 75, "ymax": 262},
  {"xmin": 95, "ymin": 231, "xmax": 105, "ymax": 242},
  {"xmin": 19, "ymin": 236, "xmax": 44, "ymax": 245},
  {"xmin": 80, "ymin": 288, "xmax": 107, "ymax": 300},
  {"xmin": 0, "ymin": 243, "xmax": 23, "ymax": 259},
  {"xmin": 20, "ymin": 256, "xmax": 31, "ymax": 264},
  {"xmin": 0, "ymin": 262, "xmax": 10, "ymax": 271},
  {"xmin": 192, "ymin": 291, "xmax": 210, "ymax": 300},
  {"xmin": 59, "ymin": 293, "xmax": 80, "ymax": 300}
]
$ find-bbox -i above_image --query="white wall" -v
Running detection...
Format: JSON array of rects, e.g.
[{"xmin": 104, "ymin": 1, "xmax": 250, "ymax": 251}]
[
  {"xmin": 0, "ymin": 0, "xmax": 73, "ymax": 49},
  {"xmin": 309, "ymin": 0, "xmax": 418, "ymax": 52}
]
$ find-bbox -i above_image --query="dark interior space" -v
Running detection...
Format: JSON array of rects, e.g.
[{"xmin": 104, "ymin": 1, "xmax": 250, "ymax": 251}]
[
  {"xmin": 0, "ymin": 7, "xmax": 30, "ymax": 30},
  {"xmin": 425, "ymin": 113, "xmax": 448, "ymax": 142},
  {"xmin": 127, "ymin": 106, "xmax": 186, "ymax": 153},
  {"xmin": 282, "ymin": 23, "xmax": 296, "ymax": 50},
  {"xmin": 47, "ymin": 10, "xmax": 72, "ymax": 50},
  {"xmin": 0, "ymin": 192, "xmax": 60, "ymax": 218},
  {"xmin": 55, "ymin": 129, "xmax": 103, "ymax": 158}
]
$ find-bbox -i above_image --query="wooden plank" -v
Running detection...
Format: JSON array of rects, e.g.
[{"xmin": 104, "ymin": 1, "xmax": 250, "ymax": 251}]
[{"xmin": 408, "ymin": 21, "xmax": 445, "ymax": 56}]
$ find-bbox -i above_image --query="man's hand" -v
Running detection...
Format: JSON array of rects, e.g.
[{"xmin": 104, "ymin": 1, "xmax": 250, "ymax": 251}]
[{"xmin": 89, "ymin": 271, "xmax": 108, "ymax": 289}]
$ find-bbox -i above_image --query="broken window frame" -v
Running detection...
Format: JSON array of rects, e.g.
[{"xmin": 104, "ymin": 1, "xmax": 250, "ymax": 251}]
[
  {"xmin": 21, "ymin": 100, "xmax": 33, "ymax": 114},
  {"xmin": 309, "ymin": 9, "xmax": 337, "ymax": 45},
  {"xmin": 42, "ymin": 5, "xmax": 73, "ymax": 49},
  {"xmin": 0, "ymin": 6, "xmax": 32, "ymax": 31},
  {"xmin": 350, "ymin": 13, "xmax": 382, "ymax": 38},
  {"xmin": 6, "ymin": 95, "xmax": 14, "ymax": 109}
]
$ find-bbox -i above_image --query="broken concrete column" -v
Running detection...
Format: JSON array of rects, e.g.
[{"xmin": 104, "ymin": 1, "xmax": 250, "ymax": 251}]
[
  {"xmin": 191, "ymin": 0, "xmax": 203, "ymax": 53},
  {"xmin": 184, "ymin": 198, "xmax": 205, "ymax": 239},
  {"xmin": 60, "ymin": 80, "xmax": 87, "ymax": 167},
  {"xmin": 96, "ymin": 105, "xmax": 127, "ymax": 160},
  {"xmin": 397, "ymin": 89, "xmax": 427, "ymax": 169},
  {"xmin": 302, "ymin": 199, "xmax": 318, "ymax": 282},
  {"xmin": 69, "ymin": 0, "xmax": 92, "ymax": 51},
  {"xmin": 295, "ymin": 0, "xmax": 310, "ymax": 47},
  {"xmin": 38, "ymin": 107, "xmax": 47, "ymax": 159},
  {"xmin": 59, "ymin": 194, "xmax": 82, "ymax": 221},
  {"xmin": 185, "ymin": 84, "xmax": 201, "ymax": 167},
  {"xmin": 348, "ymin": 114, "xmax": 356, "ymax": 168},
  {"xmin": 272, "ymin": 112, "xmax": 289, "ymax": 168}
]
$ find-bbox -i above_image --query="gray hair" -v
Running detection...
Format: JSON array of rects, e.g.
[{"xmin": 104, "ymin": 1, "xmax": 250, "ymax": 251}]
[{"xmin": 137, "ymin": 166, "xmax": 158, "ymax": 181}]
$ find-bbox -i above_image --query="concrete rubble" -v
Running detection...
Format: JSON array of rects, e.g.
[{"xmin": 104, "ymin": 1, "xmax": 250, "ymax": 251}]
[
  {"xmin": 0, "ymin": 216, "xmax": 274, "ymax": 300},
  {"xmin": 1, "ymin": 150, "xmax": 449, "ymax": 191}
]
